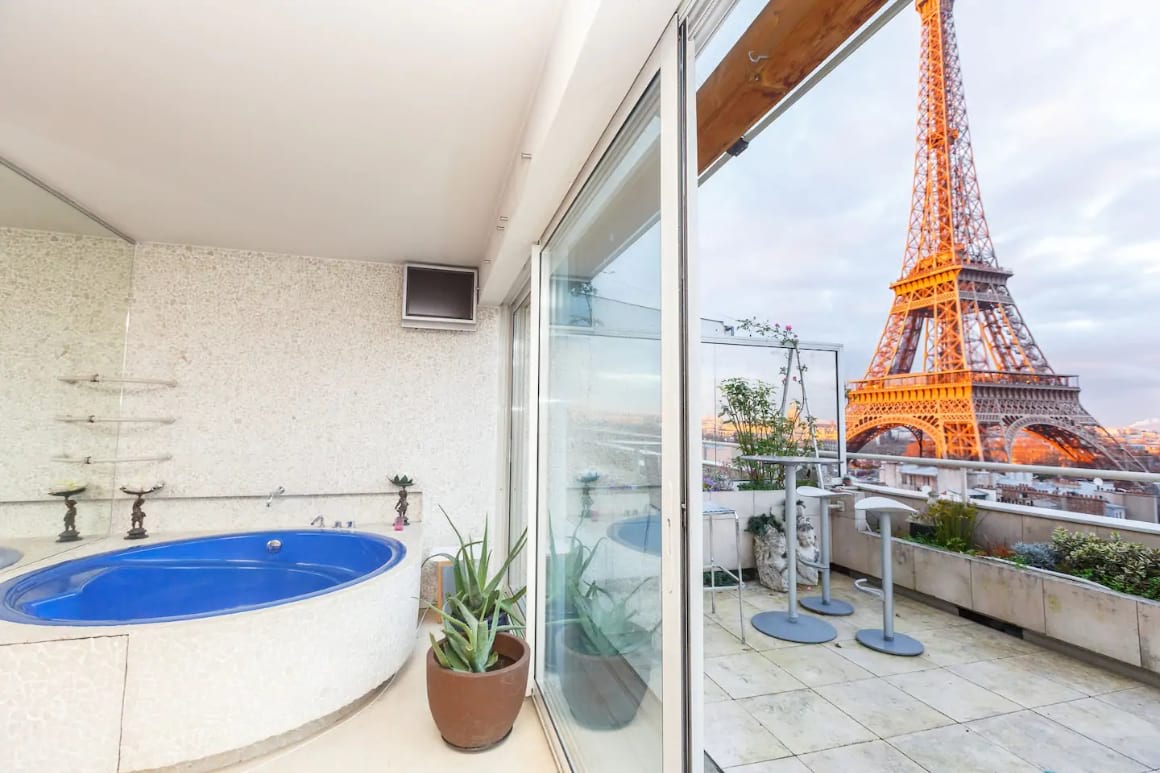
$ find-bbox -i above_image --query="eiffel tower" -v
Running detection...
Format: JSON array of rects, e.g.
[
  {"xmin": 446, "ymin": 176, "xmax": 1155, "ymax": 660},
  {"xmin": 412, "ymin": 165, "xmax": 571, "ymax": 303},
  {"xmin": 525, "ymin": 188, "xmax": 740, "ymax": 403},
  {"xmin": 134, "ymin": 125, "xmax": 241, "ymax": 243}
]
[{"xmin": 846, "ymin": 0, "xmax": 1141, "ymax": 470}]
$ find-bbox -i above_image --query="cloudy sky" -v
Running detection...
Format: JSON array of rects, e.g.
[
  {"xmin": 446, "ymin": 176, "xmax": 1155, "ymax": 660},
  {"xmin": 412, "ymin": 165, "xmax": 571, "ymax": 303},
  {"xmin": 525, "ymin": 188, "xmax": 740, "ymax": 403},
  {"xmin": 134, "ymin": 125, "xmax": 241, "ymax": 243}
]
[{"xmin": 695, "ymin": 0, "xmax": 1160, "ymax": 427}]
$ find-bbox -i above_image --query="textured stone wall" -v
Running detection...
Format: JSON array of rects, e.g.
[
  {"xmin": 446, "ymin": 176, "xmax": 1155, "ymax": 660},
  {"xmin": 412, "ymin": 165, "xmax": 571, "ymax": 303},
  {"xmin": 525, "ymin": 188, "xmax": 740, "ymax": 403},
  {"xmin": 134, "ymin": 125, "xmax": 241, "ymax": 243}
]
[
  {"xmin": 117, "ymin": 242, "xmax": 502, "ymax": 551},
  {"xmin": 0, "ymin": 228, "xmax": 134, "ymax": 535},
  {"xmin": 1, "ymin": 232, "xmax": 503, "ymax": 554}
]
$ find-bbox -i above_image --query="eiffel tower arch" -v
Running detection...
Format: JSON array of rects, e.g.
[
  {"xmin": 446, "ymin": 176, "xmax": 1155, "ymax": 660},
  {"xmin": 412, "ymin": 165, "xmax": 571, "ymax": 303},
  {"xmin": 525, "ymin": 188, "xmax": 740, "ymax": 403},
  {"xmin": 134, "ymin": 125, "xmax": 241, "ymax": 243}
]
[{"xmin": 846, "ymin": 0, "xmax": 1142, "ymax": 471}]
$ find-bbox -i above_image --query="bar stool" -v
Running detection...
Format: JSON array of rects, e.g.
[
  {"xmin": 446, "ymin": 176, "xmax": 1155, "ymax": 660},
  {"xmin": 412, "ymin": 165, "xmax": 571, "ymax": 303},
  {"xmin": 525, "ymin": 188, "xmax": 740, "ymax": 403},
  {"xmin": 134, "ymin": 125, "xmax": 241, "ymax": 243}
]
[
  {"xmin": 704, "ymin": 500, "xmax": 745, "ymax": 644},
  {"xmin": 741, "ymin": 456, "xmax": 836, "ymax": 645},
  {"xmin": 853, "ymin": 497, "xmax": 924, "ymax": 657},
  {"xmin": 797, "ymin": 486, "xmax": 854, "ymax": 617}
]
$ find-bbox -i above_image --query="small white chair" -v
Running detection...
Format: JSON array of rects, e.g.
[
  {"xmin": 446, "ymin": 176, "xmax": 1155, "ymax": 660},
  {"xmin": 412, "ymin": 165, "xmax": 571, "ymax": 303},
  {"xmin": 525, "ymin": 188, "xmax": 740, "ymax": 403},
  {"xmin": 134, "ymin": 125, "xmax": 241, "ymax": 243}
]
[
  {"xmin": 853, "ymin": 497, "xmax": 923, "ymax": 656},
  {"xmin": 796, "ymin": 486, "xmax": 853, "ymax": 616}
]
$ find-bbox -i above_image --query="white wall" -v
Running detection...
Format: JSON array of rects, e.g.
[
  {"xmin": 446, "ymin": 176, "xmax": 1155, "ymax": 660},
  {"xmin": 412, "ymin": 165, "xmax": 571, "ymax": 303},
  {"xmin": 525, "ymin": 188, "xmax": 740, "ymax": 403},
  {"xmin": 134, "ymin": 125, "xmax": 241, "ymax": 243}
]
[
  {"xmin": 117, "ymin": 242, "xmax": 502, "ymax": 551},
  {"xmin": 1, "ymin": 231, "xmax": 504, "ymax": 557},
  {"xmin": 0, "ymin": 228, "xmax": 133, "ymax": 536}
]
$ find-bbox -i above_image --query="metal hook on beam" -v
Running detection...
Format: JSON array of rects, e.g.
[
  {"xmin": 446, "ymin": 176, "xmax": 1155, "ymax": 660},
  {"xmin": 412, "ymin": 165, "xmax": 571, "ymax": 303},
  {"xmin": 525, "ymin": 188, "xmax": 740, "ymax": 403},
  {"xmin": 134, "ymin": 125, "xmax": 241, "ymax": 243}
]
[{"xmin": 748, "ymin": 50, "xmax": 769, "ymax": 63}]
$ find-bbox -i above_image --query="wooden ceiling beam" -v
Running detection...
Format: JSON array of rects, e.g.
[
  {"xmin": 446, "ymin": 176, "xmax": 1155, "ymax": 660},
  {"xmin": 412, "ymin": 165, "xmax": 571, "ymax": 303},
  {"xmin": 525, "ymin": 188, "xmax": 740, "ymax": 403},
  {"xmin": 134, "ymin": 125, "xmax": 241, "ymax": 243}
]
[{"xmin": 696, "ymin": 0, "xmax": 890, "ymax": 174}]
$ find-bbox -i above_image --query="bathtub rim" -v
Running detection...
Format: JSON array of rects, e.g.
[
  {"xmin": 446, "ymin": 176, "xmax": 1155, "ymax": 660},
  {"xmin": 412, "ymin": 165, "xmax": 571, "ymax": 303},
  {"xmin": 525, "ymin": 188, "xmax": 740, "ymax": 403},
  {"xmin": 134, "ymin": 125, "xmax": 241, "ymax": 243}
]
[{"xmin": 0, "ymin": 528, "xmax": 407, "ymax": 627}]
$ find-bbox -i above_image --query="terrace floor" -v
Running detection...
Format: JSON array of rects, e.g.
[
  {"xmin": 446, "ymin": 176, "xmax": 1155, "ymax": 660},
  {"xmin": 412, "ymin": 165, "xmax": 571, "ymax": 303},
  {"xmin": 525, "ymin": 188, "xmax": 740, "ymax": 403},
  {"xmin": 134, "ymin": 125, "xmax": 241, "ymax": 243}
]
[
  {"xmin": 220, "ymin": 620, "xmax": 558, "ymax": 773},
  {"xmin": 704, "ymin": 573, "xmax": 1160, "ymax": 773}
]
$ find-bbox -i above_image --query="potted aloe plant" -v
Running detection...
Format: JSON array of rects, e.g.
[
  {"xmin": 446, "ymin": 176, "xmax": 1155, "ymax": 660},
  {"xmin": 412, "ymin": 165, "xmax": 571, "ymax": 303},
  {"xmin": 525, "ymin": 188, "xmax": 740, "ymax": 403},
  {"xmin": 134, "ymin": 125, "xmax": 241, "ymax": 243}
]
[
  {"xmin": 560, "ymin": 571, "xmax": 658, "ymax": 729},
  {"xmin": 544, "ymin": 517, "xmax": 600, "ymax": 672},
  {"xmin": 426, "ymin": 508, "xmax": 528, "ymax": 750}
]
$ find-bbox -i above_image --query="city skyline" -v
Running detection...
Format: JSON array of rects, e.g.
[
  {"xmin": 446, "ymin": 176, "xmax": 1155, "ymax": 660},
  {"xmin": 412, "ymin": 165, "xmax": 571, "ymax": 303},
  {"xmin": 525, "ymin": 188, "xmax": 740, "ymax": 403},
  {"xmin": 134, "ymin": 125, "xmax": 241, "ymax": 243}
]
[{"xmin": 697, "ymin": 0, "xmax": 1160, "ymax": 427}]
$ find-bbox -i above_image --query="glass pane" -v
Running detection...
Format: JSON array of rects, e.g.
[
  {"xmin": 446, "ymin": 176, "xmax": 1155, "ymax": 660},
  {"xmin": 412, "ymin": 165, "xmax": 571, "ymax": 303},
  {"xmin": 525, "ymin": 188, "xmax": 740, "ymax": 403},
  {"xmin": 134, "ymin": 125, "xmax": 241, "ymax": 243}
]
[
  {"xmin": 539, "ymin": 77, "xmax": 663, "ymax": 772},
  {"xmin": 508, "ymin": 293, "xmax": 531, "ymax": 596}
]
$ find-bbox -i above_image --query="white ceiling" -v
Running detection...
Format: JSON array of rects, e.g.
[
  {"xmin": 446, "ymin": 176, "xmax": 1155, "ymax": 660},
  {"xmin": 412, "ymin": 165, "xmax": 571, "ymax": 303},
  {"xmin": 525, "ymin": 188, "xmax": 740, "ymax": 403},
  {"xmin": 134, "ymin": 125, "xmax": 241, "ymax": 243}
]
[{"xmin": 0, "ymin": 1, "xmax": 565, "ymax": 264}]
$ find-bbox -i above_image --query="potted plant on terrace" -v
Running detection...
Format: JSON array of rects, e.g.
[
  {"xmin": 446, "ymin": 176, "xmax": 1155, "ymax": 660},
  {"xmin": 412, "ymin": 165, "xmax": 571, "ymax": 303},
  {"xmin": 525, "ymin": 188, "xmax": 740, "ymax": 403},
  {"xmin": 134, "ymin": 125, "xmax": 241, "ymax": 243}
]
[
  {"xmin": 561, "ymin": 572, "xmax": 658, "ymax": 729},
  {"xmin": 426, "ymin": 509, "xmax": 528, "ymax": 750}
]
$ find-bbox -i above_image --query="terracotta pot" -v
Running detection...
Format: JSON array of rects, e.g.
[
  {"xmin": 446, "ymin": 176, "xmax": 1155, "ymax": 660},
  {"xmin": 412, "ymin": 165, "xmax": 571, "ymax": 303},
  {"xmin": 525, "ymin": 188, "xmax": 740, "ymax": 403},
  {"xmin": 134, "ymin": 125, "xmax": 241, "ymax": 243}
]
[
  {"xmin": 426, "ymin": 632, "xmax": 529, "ymax": 750},
  {"xmin": 560, "ymin": 624, "xmax": 649, "ymax": 729}
]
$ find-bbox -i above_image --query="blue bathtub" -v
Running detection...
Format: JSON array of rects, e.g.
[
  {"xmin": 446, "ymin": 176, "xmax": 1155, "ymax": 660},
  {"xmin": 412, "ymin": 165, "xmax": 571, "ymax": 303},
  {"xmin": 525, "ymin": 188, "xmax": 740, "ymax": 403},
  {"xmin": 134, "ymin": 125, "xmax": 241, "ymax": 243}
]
[
  {"xmin": 607, "ymin": 510, "xmax": 662, "ymax": 555},
  {"xmin": 0, "ymin": 530, "xmax": 404, "ymax": 626}
]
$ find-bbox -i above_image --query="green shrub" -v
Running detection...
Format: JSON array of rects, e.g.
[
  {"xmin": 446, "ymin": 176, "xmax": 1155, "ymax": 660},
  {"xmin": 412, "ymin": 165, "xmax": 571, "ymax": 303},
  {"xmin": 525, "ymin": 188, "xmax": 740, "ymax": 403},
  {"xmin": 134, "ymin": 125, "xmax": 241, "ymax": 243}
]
[
  {"xmin": 918, "ymin": 499, "xmax": 978, "ymax": 553},
  {"xmin": 1011, "ymin": 542, "xmax": 1057, "ymax": 570},
  {"xmin": 747, "ymin": 510, "xmax": 785, "ymax": 538},
  {"xmin": 1050, "ymin": 528, "xmax": 1160, "ymax": 601}
]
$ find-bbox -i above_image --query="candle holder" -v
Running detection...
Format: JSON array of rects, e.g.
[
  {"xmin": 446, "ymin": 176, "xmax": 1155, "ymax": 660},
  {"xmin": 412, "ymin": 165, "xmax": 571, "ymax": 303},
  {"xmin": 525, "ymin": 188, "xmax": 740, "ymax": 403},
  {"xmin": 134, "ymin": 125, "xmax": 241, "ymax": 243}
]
[
  {"xmin": 120, "ymin": 483, "xmax": 164, "ymax": 540},
  {"xmin": 49, "ymin": 486, "xmax": 86, "ymax": 542}
]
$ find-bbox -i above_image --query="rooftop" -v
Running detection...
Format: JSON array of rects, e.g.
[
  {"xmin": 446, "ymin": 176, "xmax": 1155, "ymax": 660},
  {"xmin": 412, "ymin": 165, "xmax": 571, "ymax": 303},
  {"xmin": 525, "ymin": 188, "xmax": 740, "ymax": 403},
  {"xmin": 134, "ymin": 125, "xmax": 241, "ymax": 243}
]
[{"xmin": 704, "ymin": 574, "xmax": 1160, "ymax": 772}]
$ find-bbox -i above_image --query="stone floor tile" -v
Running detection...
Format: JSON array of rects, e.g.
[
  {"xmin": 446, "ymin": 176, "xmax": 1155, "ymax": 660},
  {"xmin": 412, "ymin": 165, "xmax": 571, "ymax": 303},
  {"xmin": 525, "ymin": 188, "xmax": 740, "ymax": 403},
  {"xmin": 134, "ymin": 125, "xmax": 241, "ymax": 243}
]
[
  {"xmin": 704, "ymin": 700, "xmax": 792, "ymax": 768},
  {"xmin": 892, "ymin": 598, "xmax": 969, "ymax": 633},
  {"xmin": 949, "ymin": 658, "xmax": 1084, "ymax": 707},
  {"xmin": 705, "ymin": 674, "xmax": 729, "ymax": 704},
  {"xmin": 827, "ymin": 639, "xmax": 940, "ymax": 677},
  {"xmin": 705, "ymin": 619, "xmax": 755, "ymax": 658},
  {"xmin": 740, "ymin": 689, "xmax": 875, "ymax": 755},
  {"xmin": 798, "ymin": 740, "xmax": 927, "ymax": 773},
  {"xmin": 760, "ymin": 644, "xmax": 874, "ymax": 687},
  {"xmin": 888, "ymin": 725, "xmax": 1039, "ymax": 773},
  {"xmin": 816, "ymin": 677, "xmax": 954, "ymax": 737},
  {"xmin": 969, "ymin": 710, "xmax": 1146, "ymax": 773},
  {"xmin": 712, "ymin": 602, "xmax": 812, "ymax": 652},
  {"xmin": 705, "ymin": 653, "xmax": 806, "ymax": 699},
  {"xmin": 723, "ymin": 758, "xmax": 811, "ymax": 773},
  {"xmin": 917, "ymin": 626, "xmax": 1026, "ymax": 666},
  {"xmin": 1096, "ymin": 685, "xmax": 1160, "ymax": 726},
  {"xmin": 1004, "ymin": 651, "xmax": 1139, "ymax": 695},
  {"xmin": 886, "ymin": 669, "xmax": 1020, "ymax": 722},
  {"xmin": 741, "ymin": 587, "xmax": 788, "ymax": 611},
  {"xmin": 1038, "ymin": 698, "xmax": 1160, "ymax": 768}
]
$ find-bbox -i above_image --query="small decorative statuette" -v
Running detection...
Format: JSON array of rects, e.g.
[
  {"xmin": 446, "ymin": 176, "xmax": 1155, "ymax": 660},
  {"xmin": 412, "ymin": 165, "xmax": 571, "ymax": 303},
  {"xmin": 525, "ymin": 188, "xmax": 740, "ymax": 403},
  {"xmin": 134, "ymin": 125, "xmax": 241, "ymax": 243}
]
[
  {"xmin": 49, "ymin": 483, "xmax": 87, "ymax": 543},
  {"xmin": 389, "ymin": 474, "xmax": 414, "ymax": 531},
  {"xmin": 576, "ymin": 470, "xmax": 600, "ymax": 521},
  {"xmin": 120, "ymin": 482, "xmax": 164, "ymax": 540}
]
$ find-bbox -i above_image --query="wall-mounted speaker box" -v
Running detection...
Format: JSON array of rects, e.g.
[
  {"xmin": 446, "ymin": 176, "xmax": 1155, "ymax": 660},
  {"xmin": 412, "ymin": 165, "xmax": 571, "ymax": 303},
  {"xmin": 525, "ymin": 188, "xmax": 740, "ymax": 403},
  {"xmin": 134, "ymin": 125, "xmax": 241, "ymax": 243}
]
[{"xmin": 401, "ymin": 263, "xmax": 478, "ymax": 331}]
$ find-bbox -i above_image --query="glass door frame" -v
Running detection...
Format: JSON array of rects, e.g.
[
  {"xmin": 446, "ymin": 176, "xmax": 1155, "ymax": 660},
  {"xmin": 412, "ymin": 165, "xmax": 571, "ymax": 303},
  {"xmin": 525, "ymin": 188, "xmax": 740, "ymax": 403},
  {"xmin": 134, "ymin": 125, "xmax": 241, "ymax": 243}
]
[
  {"xmin": 499, "ymin": 260, "xmax": 541, "ymax": 699},
  {"xmin": 529, "ymin": 14, "xmax": 703, "ymax": 771}
]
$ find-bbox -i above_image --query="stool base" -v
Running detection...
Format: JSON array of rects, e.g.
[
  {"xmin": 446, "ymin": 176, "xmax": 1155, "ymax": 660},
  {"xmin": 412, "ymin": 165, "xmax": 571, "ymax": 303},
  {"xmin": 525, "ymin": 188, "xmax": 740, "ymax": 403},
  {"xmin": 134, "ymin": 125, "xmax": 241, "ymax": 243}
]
[
  {"xmin": 799, "ymin": 596, "xmax": 854, "ymax": 616},
  {"xmin": 855, "ymin": 628, "xmax": 924, "ymax": 656},
  {"xmin": 751, "ymin": 611, "xmax": 836, "ymax": 644}
]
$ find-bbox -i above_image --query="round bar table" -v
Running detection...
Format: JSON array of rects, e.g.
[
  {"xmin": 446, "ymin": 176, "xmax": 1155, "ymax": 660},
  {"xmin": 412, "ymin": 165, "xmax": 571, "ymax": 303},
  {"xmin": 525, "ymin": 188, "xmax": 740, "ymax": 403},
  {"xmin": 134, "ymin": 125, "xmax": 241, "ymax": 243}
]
[{"xmin": 739, "ymin": 456, "xmax": 836, "ymax": 644}]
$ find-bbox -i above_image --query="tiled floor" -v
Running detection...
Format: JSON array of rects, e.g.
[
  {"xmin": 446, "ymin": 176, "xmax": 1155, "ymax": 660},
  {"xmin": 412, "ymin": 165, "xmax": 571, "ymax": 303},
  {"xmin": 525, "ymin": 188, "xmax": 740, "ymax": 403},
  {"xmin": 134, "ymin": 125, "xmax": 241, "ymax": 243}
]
[
  {"xmin": 704, "ymin": 574, "xmax": 1160, "ymax": 773},
  {"xmin": 219, "ymin": 622, "xmax": 559, "ymax": 773}
]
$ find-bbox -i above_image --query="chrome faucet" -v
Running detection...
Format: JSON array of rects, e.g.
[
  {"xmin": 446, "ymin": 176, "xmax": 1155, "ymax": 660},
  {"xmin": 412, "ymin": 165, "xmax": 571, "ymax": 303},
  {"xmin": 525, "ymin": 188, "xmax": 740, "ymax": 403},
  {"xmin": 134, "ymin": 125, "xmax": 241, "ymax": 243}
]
[
  {"xmin": 267, "ymin": 486, "xmax": 285, "ymax": 507},
  {"xmin": 310, "ymin": 515, "xmax": 325, "ymax": 528}
]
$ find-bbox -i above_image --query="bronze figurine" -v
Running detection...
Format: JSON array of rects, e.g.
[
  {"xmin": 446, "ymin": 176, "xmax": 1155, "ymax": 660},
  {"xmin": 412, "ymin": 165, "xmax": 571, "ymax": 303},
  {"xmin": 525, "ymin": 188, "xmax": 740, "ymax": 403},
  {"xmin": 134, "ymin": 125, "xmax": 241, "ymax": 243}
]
[
  {"xmin": 121, "ymin": 483, "xmax": 163, "ymax": 540},
  {"xmin": 51, "ymin": 486, "xmax": 85, "ymax": 542}
]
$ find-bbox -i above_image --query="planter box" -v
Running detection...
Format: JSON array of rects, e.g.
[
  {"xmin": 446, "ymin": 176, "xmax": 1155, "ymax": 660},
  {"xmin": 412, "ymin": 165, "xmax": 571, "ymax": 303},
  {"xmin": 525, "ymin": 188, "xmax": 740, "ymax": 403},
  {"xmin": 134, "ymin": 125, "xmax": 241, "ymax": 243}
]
[
  {"xmin": 1044, "ymin": 576, "xmax": 1142, "ymax": 666},
  {"xmin": 831, "ymin": 514, "xmax": 1158, "ymax": 674},
  {"xmin": 1140, "ymin": 600, "xmax": 1160, "ymax": 672},
  {"xmin": 970, "ymin": 557, "xmax": 1045, "ymax": 634},
  {"xmin": 913, "ymin": 544, "xmax": 972, "ymax": 609}
]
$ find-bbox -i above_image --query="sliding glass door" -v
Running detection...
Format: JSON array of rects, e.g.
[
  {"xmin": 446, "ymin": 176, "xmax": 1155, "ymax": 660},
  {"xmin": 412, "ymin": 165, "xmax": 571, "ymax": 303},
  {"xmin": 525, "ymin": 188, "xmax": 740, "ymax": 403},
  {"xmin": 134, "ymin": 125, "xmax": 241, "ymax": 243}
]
[
  {"xmin": 508, "ymin": 288, "xmax": 532, "ymax": 596},
  {"xmin": 534, "ymin": 17, "xmax": 698, "ymax": 772}
]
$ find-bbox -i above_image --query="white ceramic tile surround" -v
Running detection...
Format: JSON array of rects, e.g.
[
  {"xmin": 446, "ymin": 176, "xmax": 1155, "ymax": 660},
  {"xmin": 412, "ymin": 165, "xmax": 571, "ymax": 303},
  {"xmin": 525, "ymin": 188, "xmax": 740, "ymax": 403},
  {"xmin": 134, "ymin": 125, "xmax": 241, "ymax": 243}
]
[
  {"xmin": 0, "ymin": 228, "xmax": 134, "ymax": 531},
  {"xmin": 0, "ymin": 525, "xmax": 421, "ymax": 772},
  {"xmin": 0, "ymin": 635, "xmax": 128, "ymax": 773}
]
